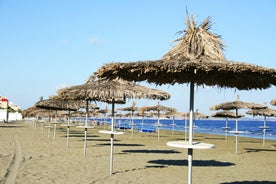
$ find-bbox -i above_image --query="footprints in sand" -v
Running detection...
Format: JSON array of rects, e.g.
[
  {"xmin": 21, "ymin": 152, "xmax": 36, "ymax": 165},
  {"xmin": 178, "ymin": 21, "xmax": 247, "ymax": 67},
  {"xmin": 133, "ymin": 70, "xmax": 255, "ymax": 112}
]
[{"xmin": 2, "ymin": 134, "xmax": 32, "ymax": 184}]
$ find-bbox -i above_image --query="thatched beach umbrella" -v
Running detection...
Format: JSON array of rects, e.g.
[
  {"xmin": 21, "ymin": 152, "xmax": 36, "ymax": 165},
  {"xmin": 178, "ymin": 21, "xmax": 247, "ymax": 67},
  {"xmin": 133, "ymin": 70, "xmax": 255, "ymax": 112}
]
[
  {"xmin": 117, "ymin": 101, "xmax": 139, "ymax": 135},
  {"xmin": 162, "ymin": 108, "xmax": 178, "ymax": 136},
  {"xmin": 22, "ymin": 106, "xmax": 42, "ymax": 120},
  {"xmin": 24, "ymin": 107, "xmax": 57, "ymax": 134},
  {"xmin": 95, "ymin": 16, "xmax": 276, "ymax": 184},
  {"xmin": 140, "ymin": 102, "xmax": 175, "ymax": 141},
  {"xmin": 22, "ymin": 106, "xmax": 46, "ymax": 124},
  {"xmin": 211, "ymin": 110, "xmax": 244, "ymax": 141},
  {"xmin": 136, "ymin": 108, "xmax": 152, "ymax": 132},
  {"xmin": 57, "ymin": 75, "xmax": 170, "ymax": 175},
  {"xmin": 35, "ymin": 98, "xmax": 81, "ymax": 141},
  {"xmin": 96, "ymin": 107, "xmax": 111, "ymax": 127},
  {"xmin": 182, "ymin": 109, "xmax": 209, "ymax": 127},
  {"xmin": 270, "ymin": 99, "xmax": 276, "ymax": 106},
  {"xmin": 35, "ymin": 98, "xmax": 81, "ymax": 111},
  {"xmin": 246, "ymin": 107, "xmax": 276, "ymax": 146},
  {"xmin": 210, "ymin": 97, "xmax": 265, "ymax": 153}
]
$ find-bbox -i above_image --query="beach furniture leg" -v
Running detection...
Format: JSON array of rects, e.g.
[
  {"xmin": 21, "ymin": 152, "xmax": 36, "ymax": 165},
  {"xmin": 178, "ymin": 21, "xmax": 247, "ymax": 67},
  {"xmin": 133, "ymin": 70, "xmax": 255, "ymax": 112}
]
[
  {"xmin": 187, "ymin": 82, "xmax": 195, "ymax": 184},
  {"xmin": 66, "ymin": 126, "xmax": 70, "ymax": 149},
  {"xmin": 48, "ymin": 126, "xmax": 50, "ymax": 139},
  {"xmin": 263, "ymin": 128, "xmax": 266, "ymax": 147},
  {"xmin": 235, "ymin": 135, "xmax": 238, "ymax": 154},
  {"xmin": 110, "ymin": 134, "xmax": 114, "ymax": 175},
  {"xmin": 157, "ymin": 127, "xmax": 160, "ymax": 142},
  {"xmin": 53, "ymin": 124, "xmax": 56, "ymax": 140},
  {"xmin": 188, "ymin": 148, "xmax": 193, "ymax": 184},
  {"xmin": 84, "ymin": 128, "xmax": 87, "ymax": 157},
  {"xmin": 235, "ymin": 118, "xmax": 239, "ymax": 154}
]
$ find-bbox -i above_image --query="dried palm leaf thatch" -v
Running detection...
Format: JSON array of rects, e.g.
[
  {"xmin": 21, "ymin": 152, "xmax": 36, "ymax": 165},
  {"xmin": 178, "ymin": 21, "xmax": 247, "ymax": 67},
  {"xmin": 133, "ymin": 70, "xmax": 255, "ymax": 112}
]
[
  {"xmin": 163, "ymin": 16, "xmax": 225, "ymax": 62},
  {"xmin": 96, "ymin": 108, "xmax": 111, "ymax": 114},
  {"xmin": 140, "ymin": 103, "xmax": 175, "ymax": 113},
  {"xmin": 22, "ymin": 106, "xmax": 40, "ymax": 117},
  {"xmin": 117, "ymin": 101, "xmax": 138, "ymax": 112},
  {"xmin": 246, "ymin": 107, "xmax": 276, "ymax": 117},
  {"xmin": 210, "ymin": 100, "xmax": 266, "ymax": 111},
  {"xmin": 34, "ymin": 98, "xmax": 83, "ymax": 111},
  {"xmin": 27, "ymin": 108, "xmax": 56, "ymax": 118},
  {"xmin": 211, "ymin": 110, "xmax": 243, "ymax": 118},
  {"xmin": 182, "ymin": 111, "xmax": 209, "ymax": 119},
  {"xmin": 57, "ymin": 76, "xmax": 170, "ymax": 103},
  {"xmin": 95, "ymin": 16, "xmax": 276, "ymax": 90},
  {"xmin": 270, "ymin": 99, "xmax": 276, "ymax": 106}
]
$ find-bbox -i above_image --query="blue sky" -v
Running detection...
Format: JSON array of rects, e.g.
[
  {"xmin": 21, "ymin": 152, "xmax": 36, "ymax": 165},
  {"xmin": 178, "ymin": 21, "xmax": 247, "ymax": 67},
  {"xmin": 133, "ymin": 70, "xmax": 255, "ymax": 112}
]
[{"xmin": 0, "ymin": 0, "xmax": 275, "ymax": 116}]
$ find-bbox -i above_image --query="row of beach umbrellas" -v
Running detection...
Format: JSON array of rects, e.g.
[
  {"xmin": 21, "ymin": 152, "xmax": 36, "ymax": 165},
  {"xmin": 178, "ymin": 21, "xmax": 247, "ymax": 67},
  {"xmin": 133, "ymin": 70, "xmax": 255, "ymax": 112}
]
[
  {"xmin": 25, "ymin": 75, "xmax": 171, "ymax": 175},
  {"xmin": 22, "ymin": 15, "xmax": 276, "ymax": 184},
  {"xmin": 94, "ymin": 16, "xmax": 276, "ymax": 184}
]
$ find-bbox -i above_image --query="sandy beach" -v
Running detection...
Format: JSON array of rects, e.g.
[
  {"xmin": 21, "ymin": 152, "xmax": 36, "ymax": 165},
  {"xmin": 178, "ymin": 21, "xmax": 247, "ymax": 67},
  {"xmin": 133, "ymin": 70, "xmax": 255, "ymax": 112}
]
[{"xmin": 1, "ymin": 120, "xmax": 276, "ymax": 184}]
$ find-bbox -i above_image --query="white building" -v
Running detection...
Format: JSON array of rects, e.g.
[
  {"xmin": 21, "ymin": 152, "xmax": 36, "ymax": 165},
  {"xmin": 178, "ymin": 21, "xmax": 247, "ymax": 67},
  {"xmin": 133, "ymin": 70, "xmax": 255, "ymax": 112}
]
[{"xmin": 0, "ymin": 96, "xmax": 22, "ymax": 122}]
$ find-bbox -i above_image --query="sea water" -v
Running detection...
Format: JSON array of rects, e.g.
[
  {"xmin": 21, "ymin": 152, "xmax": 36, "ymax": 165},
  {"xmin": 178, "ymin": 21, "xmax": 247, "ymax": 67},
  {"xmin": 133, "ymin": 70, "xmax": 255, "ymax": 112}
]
[{"xmin": 99, "ymin": 117, "xmax": 276, "ymax": 140}]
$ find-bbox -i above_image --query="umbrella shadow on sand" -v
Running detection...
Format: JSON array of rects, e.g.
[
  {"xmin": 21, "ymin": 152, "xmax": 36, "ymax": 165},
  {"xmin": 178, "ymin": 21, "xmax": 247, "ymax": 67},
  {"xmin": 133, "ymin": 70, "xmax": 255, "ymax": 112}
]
[
  {"xmin": 121, "ymin": 149, "xmax": 181, "ymax": 154},
  {"xmin": 244, "ymin": 148, "xmax": 276, "ymax": 153},
  {"xmin": 0, "ymin": 125, "xmax": 26, "ymax": 128},
  {"xmin": 68, "ymin": 134, "xmax": 100, "ymax": 138},
  {"xmin": 147, "ymin": 159, "xmax": 235, "ymax": 167},
  {"xmin": 221, "ymin": 181, "xmax": 276, "ymax": 184},
  {"xmin": 97, "ymin": 143, "xmax": 144, "ymax": 147}
]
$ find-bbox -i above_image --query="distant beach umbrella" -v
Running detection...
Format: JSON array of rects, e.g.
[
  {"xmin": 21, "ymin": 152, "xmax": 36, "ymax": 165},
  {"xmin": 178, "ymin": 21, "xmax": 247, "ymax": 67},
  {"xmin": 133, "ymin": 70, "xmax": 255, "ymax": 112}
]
[
  {"xmin": 140, "ymin": 102, "xmax": 175, "ymax": 141},
  {"xmin": 117, "ymin": 101, "xmax": 139, "ymax": 135},
  {"xmin": 36, "ymin": 97, "xmax": 99, "ymax": 146},
  {"xmin": 246, "ymin": 107, "xmax": 276, "ymax": 146},
  {"xmin": 182, "ymin": 110, "xmax": 209, "ymax": 127},
  {"xmin": 136, "ymin": 109, "xmax": 152, "ymax": 131},
  {"xmin": 162, "ymin": 108, "xmax": 178, "ymax": 136},
  {"xmin": 35, "ymin": 98, "xmax": 81, "ymax": 111},
  {"xmin": 22, "ymin": 106, "xmax": 40, "ymax": 118},
  {"xmin": 23, "ymin": 106, "xmax": 57, "ymax": 135},
  {"xmin": 210, "ymin": 96, "xmax": 266, "ymax": 153},
  {"xmin": 210, "ymin": 100, "xmax": 266, "ymax": 111},
  {"xmin": 180, "ymin": 109, "xmax": 209, "ymax": 141},
  {"xmin": 57, "ymin": 75, "xmax": 170, "ymax": 175},
  {"xmin": 96, "ymin": 107, "xmax": 111, "ymax": 128},
  {"xmin": 182, "ymin": 110, "xmax": 209, "ymax": 119},
  {"xmin": 95, "ymin": 15, "xmax": 276, "ymax": 184},
  {"xmin": 211, "ymin": 110, "xmax": 244, "ymax": 119},
  {"xmin": 211, "ymin": 110, "xmax": 244, "ymax": 141},
  {"xmin": 270, "ymin": 99, "xmax": 276, "ymax": 106}
]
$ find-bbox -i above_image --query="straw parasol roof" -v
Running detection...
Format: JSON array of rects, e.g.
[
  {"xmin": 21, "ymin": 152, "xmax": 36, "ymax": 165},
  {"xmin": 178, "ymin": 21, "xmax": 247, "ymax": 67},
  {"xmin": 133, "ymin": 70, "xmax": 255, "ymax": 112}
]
[
  {"xmin": 246, "ymin": 107, "xmax": 276, "ymax": 117},
  {"xmin": 270, "ymin": 99, "xmax": 276, "ymax": 106},
  {"xmin": 209, "ymin": 100, "xmax": 266, "ymax": 111},
  {"xmin": 94, "ymin": 15, "xmax": 276, "ymax": 184},
  {"xmin": 57, "ymin": 76, "xmax": 170, "ymax": 103},
  {"xmin": 182, "ymin": 111, "xmax": 209, "ymax": 119},
  {"xmin": 141, "ymin": 102, "xmax": 175, "ymax": 141},
  {"xmin": 117, "ymin": 101, "xmax": 139, "ymax": 112},
  {"xmin": 34, "ymin": 98, "xmax": 83, "ymax": 111},
  {"xmin": 140, "ymin": 103, "xmax": 175, "ymax": 113},
  {"xmin": 24, "ymin": 107, "xmax": 57, "ymax": 118},
  {"xmin": 95, "ymin": 16, "xmax": 276, "ymax": 90},
  {"xmin": 211, "ymin": 110, "xmax": 243, "ymax": 118},
  {"xmin": 22, "ymin": 106, "xmax": 40, "ymax": 117},
  {"xmin": 97, "ymin": 108, "xmax": 111, "ymax": 114},
  {"xmin": 117, "ymin": 101, "xmax": 139, "ymax": 135}
]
